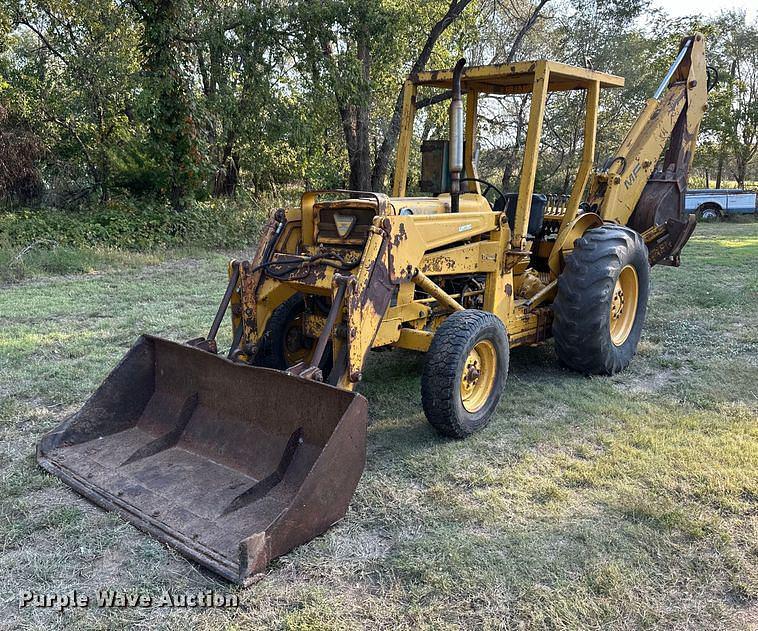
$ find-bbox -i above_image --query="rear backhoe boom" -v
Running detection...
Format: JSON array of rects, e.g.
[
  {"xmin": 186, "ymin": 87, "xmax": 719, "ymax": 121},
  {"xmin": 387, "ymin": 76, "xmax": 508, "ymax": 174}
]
[
  {"xmin": 587, "ymin": 33, "xmax": 707, "ymax": 265},
  {"xmin": 38, "ymin": 34, "xmax": 709, "ymax": 583}
]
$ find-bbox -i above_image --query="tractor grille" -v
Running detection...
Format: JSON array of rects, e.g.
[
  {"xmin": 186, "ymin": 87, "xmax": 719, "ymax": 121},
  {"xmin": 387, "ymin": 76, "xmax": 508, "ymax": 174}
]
[{"xmin": 315, "ymin": 203, "xmax": 376, "ymax": 245}]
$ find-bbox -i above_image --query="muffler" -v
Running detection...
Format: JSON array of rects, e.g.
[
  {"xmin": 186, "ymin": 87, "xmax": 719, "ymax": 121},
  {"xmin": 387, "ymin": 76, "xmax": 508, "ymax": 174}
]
[{"xmin": 37, "ymin": 335, "xmax": 367, "ymax": 584}]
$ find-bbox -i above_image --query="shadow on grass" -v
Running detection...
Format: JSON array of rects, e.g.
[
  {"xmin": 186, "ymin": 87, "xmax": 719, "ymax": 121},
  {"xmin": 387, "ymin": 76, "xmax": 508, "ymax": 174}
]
[{"xmin": 360, "ymin": 339, "xmax": 596, "ymax": 477}]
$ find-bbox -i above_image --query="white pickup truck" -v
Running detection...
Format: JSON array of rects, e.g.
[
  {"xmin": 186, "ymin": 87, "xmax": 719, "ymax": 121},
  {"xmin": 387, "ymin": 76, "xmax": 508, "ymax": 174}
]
[{"xmin": 685, "ymin": 189, "xmax": 757, "ymax": 219}]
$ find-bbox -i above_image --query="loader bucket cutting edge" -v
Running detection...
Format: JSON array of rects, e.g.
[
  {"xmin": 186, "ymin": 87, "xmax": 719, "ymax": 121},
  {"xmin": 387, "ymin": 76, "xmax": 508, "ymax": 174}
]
[{"xmin": 36, "ymin": 335, "xmax": 368, "ymax": 584}]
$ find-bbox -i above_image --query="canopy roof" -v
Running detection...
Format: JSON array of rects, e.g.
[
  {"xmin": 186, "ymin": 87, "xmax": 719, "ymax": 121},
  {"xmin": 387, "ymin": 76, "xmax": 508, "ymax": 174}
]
[{"xmin": 412, "ymin": 60, "xmax": 625, "ymax": 95}]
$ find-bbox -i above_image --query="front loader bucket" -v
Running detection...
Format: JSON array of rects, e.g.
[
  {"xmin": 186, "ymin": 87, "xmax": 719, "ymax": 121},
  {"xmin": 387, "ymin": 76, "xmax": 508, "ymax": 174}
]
[{"xmin": 37, "ymin": 335, "xmax": 367, "ymax": 584}]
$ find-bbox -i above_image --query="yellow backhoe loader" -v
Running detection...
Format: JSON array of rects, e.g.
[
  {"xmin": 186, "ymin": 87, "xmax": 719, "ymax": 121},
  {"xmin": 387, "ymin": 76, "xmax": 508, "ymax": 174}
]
[{"xmin": 38, "ymin": 34, "xmax": 711, "ymax": 584}]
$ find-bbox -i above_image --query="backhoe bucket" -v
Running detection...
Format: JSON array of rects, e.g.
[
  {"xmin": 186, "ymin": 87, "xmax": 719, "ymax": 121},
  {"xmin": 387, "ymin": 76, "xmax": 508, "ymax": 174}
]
[{"xmin": 37, "ymin": 335, "xmax": 367, "ymax": 584}]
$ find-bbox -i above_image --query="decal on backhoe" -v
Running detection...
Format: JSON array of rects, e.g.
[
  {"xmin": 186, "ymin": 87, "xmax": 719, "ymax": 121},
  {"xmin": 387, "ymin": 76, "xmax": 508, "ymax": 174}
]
[
  {"xmin": 458, "ymin": 223, "xmax": 473, "ymax": 232},
  {"xmin": 624, "ymin": 163, "xmax": 642, "ymax": 190}
]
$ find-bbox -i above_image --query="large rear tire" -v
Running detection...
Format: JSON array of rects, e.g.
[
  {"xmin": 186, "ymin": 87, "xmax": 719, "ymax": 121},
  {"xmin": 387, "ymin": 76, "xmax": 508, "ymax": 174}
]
[
  {"xmin": 421, "ymin": 310, "xmax": 509, "ymax": 438},
  {"xmin": 553, "ymin": 225, "xmax": 650, "ymax": 375}
]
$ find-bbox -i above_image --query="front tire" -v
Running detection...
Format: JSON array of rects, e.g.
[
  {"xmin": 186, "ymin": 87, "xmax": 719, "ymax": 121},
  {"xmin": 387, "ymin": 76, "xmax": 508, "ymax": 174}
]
[
  {"xmin": 255, "ymin": 294, "xmax": 332, "ymax": 375},
  {"xmin": 421, "ymin": 310, "xmax": 509, "ymax": 438},
  {"xmin": 553, "ymin": 225, "xmax": 650, "ymax": 375}
]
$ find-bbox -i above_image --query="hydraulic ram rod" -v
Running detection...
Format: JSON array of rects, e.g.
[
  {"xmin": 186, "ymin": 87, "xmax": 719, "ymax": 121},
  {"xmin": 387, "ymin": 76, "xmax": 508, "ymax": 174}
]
[{"xmin": 654, "ymin": 39, "xmax": 691, "ymax": 99}]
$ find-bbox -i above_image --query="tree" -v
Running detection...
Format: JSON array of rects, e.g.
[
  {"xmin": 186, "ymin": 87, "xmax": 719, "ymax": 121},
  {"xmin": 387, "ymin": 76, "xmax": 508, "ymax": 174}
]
[
  {"xmin": 1, "ymin": 0, "xmax": 754, "ymax": 208},
  {"xmin": 129, "ymin": 0, "xmax": 200, "ymax": 210},
  {"xmin": 0, "ymin": 104, "xmax": 43, "ymax": 201},
  {"xmin": 185, "ymin": 0, "xmax": 291, "ymax": 196},
  {"xmin": 721, "ymin": 17, "xmax": 758, "ymax": 188},
  {"xmin": 2, "ymin": 0, "xmax": 142, "ymax": 202},
  {"xmin": 370, "ymin": 0, "xmax": 477, "ymax": 191},
  {"xmin": 291, "ymin": 0, "xmax": 476, "ymax": 192}
]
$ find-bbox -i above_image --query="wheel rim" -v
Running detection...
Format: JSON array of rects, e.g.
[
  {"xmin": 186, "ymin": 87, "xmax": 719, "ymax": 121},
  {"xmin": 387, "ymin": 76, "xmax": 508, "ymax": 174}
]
[
  {"xmin": 283, "ymin": 314, "xmax": 312, "ymax": 365},
  {"xmin": 702, "ymin": 209, "xmax": 717, "ymax": 220},
  {"xmin": 609, "ymin": 265, "xmax": 639, "ymax": 346},
  {"xmin": 460, "ymin": 340, "xmax": 497, "ymax": 413}
]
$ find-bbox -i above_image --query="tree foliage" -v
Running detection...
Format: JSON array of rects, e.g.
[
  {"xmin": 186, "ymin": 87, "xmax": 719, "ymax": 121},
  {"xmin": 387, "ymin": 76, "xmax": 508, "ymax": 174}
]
[{"xmin": 0, "ymin": 0, "xmax": 756, "ymax": 210}]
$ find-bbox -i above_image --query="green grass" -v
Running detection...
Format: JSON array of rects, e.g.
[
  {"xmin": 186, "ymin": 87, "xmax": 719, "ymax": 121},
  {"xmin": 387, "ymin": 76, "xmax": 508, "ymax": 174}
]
[
  {"xmin": 0, "ymin": 223, "xmax": 756, "ymax": 629},
  {"xmin": 0, "ymin": 241, "xmax": 171, "ymax": 283}
]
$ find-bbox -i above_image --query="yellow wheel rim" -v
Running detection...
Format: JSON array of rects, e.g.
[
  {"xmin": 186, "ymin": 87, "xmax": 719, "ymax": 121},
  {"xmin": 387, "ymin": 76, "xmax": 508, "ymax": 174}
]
[
  {"xmin": 609, "ymin": 265, "xmax": 639, "ymax": 346},
  {"xmin": 283, "ymin": 314, "xmax": 312, "ymax": 366},
  {"xmin": 460, "ymin": 340, "xmax": 497, "ymax": 413}
]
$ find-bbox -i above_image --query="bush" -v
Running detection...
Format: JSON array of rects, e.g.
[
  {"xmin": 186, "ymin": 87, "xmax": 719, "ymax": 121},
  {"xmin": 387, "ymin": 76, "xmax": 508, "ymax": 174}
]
[{"xmin": 0, "ymin": 196, "xmax": 270, "ymax": 251}]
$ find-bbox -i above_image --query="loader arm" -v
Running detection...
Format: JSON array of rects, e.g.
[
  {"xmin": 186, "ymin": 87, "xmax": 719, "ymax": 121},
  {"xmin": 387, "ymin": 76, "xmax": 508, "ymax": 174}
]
[{"xmin": 586, "ymin": 33, "xmax": 707, "ymax": 265}]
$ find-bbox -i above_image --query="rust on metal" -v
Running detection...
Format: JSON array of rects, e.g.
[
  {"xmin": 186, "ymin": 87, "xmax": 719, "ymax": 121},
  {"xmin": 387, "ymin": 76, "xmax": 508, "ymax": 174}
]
[
  {"xmin": 240, "ymin": 215, "xmax": 283, "ymax": 342},
  {"xmin": 643, "ymin": 215, "xmax": 697, "ymax": 266},
  {"xmin": 37, "ymin": 336, "xmax": 367, "ymax": 585},
  {"xmin": 412, "ymin": 270, "xmax": 465, "ymax": 312}
]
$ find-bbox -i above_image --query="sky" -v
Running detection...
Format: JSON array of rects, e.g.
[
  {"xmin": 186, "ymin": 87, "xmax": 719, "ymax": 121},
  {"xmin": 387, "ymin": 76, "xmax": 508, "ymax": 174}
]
[{"xmin": 652, "ymin": 0, "xmax": 757, "ymax": 21}]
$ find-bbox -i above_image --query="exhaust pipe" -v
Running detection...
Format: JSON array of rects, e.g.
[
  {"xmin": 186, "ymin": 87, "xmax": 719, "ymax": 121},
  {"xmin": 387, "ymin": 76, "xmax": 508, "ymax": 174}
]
[{"xmin": 449, "ymin": 58, "xmax": 466, "ymax": 213}]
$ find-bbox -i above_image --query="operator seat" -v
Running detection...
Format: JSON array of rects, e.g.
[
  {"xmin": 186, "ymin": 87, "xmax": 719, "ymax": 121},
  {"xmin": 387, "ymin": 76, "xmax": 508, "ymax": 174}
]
[{"xmin": 494, "ymin": 193, "xmax": 548, "ymax": 238}]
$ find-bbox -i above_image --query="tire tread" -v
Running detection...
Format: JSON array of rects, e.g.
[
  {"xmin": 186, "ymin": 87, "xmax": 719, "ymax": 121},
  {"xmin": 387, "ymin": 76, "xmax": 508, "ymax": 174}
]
[
  {"xmin": 421, "ymin": 310, "xmax": 508, "ymax": 438},
  {"xmin": 553, "ymin": 225, "xmax": 649, "ymax": 375}
]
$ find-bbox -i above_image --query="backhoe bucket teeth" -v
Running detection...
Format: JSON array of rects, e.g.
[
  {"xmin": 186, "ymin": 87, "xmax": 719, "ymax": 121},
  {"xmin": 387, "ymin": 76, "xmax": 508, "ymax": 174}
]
[{"xmin": 37, "ymin": 335, "xmax": 367, "ymax": 584}]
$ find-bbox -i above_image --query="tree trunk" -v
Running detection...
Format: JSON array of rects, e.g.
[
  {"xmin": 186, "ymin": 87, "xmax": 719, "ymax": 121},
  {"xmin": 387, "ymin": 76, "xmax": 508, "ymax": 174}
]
[
  {"xmin": 370, "ymin": 0, "xmax": 475, "ymax": 191},
  {"xmin": 133, "ymin": 0, "xmax": 198, "ymax": 211},
  {"xmin": 339, "ymin": 104, "xmax": 368, "ymax": 191},
  {"xmin": 97, "ymin": 160, "xmax": 110, "ymax": 202},
  {"xmin": 213, "ymin": 130, "xmax": 238, "ymax": 197},
  {"xmin": 735, "ymin": 158, "xmax": 746, "ymax": 190},
  {"xmin": 501, "ymin": 161, "xmax": 515, "ymax": 192},
  {"xmin": 347, "ymin": 35, "xmax": 371, "ymax": 190},
  {"xmin": 501, "ymin": 96, "xmax": 528, "ymax": 192}
]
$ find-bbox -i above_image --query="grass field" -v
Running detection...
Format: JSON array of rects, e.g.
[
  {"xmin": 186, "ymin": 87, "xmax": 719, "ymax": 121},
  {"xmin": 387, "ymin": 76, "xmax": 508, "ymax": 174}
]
[{"xmin": 0, "ymin": 222, "xmax": 756, "ymax": 630}]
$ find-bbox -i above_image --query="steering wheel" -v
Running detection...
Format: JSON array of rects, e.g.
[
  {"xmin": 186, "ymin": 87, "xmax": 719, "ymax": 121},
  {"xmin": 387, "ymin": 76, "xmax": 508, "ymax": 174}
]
[{"xmin": 460, "ymin": 177, "xmax": 507, "ymax": 211}]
